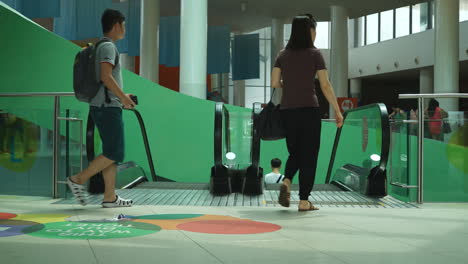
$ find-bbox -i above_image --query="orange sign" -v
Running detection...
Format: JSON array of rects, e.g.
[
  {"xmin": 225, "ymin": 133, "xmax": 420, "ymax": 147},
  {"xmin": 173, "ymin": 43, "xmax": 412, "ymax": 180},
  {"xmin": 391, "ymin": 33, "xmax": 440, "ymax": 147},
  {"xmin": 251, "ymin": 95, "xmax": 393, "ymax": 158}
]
[{"xmin": 337, "ymin": 98, "xmax": 358, "ymax": 113}]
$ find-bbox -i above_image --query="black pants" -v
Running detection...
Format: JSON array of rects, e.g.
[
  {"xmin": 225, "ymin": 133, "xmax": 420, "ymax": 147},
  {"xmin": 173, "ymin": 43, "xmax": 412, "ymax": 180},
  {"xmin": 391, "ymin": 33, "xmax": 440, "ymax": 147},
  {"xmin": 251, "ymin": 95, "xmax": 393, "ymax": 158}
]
[{"xmin": 281, "ymin": 107, "xmax": 321, "ymax": 200}]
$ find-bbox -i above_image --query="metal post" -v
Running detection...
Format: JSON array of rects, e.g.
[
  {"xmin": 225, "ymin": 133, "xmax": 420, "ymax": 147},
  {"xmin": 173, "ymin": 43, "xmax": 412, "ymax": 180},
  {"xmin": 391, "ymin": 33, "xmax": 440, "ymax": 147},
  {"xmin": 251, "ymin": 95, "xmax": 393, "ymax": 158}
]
[
  {"xmin": 53, "ymin": 96, "xmax": 60, "ymax": 199},
  {"xmin": 79, "ymin": 119, "xmax": 83, "ymax": 172},
  {"xmin": 417, "ymin": 97, "xmax": 424, "ymax": 204},
  {"xmin": 65, "ymin": 110, "xmax": 70, "ymax": 181},
  {"xmin": 264, "ymin": 30, "xmax": 267, "ymax": 104}
]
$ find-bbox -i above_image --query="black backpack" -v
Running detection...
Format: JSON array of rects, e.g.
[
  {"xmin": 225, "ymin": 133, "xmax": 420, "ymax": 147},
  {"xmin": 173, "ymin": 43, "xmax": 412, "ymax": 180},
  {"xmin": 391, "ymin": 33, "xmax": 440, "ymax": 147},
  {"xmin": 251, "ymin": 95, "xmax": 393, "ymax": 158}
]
[{"xmin": 73, "ymin": 40, "xmax": 118, "ymax": 103}]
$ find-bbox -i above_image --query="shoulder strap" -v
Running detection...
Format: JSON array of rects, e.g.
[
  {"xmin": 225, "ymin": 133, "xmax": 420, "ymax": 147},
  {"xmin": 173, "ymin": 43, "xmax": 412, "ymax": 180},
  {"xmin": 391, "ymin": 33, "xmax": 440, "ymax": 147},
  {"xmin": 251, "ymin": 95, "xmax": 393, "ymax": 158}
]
[
  {"xmin": 276, "ymin": 174, "xmax": 284, "ymax": 183},
  {"xmin": 270, "ymin": 88, "xmax": 276, "ymax": 102},
  {"xmin": 95, "ymin": 39, "xmax": 120, "ymax": 104}
]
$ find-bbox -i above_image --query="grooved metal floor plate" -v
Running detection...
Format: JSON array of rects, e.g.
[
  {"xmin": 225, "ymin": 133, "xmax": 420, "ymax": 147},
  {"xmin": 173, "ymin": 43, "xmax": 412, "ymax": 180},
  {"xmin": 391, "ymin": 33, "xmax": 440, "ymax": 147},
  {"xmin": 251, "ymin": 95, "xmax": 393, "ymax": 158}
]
[
  {"xmin": 135, "ymin": 182, "xmax": 344, "ymax": 191},
  {"xmin": 54, "ymin": 184, "xmax": 417, "ymax": 208}
]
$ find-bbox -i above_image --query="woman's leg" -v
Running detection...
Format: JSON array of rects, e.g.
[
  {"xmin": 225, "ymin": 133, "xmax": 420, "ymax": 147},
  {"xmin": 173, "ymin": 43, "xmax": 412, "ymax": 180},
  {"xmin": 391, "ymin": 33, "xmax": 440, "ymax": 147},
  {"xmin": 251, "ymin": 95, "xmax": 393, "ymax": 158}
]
[
  {"xmin": 297, "ymin": 108, "xmax": 321, "ymax": 209},
  {"xmin": 278, "ymin": 109, "xmax": 301, "ymax": 207},
  {"xmin": 281, "ymin": 109, "xmax": 301, "ymax": 188}
]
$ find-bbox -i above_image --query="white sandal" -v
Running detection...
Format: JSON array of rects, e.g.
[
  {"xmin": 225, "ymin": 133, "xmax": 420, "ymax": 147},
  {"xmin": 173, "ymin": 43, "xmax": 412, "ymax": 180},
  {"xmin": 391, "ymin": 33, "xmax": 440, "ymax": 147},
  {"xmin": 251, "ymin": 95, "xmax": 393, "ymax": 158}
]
[
  {"xmin": 102, "ymin": 195, "xmax": 133, "ymax": 208},
  {"xmin": 66, "ymin": 177, "xmax": 88, "ymax": 206}
]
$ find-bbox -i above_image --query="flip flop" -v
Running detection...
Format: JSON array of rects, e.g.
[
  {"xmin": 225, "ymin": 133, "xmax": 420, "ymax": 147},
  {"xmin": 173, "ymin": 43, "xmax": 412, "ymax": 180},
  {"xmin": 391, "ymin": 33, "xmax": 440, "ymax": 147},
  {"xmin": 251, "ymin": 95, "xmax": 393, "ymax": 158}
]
[
  {"xmin": 298, "ymin": 201, "xmax": 319, "ymax": 211},
  {"xmin": 102, "ymin": 195, "xmax": 133, "ymax": 208},
  {"xmin": 66, "ymin": 177, "xmax": 88, "ymax": 206},
  {"xmin": 278, "ymin": 184, "xmax": 290, "ymax": 207}
]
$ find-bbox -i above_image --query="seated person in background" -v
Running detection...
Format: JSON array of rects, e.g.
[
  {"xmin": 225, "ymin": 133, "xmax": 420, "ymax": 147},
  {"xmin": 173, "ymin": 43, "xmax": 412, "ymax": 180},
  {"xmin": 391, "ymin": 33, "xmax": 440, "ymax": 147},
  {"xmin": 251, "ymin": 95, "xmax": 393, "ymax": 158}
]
[{"xmin": 264, "ymin": 158, "xmax": 285, "ymax": 184}]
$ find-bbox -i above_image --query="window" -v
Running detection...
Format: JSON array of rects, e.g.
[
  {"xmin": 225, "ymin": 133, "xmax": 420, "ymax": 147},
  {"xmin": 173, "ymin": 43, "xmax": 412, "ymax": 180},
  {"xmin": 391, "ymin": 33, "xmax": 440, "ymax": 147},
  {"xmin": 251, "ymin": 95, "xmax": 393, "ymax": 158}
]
[
  {"xmin": 366, "ymin": 13, "xmax": 379, "ymax": 44},
  {"xmin": 412, "ymin": 2, "xmax": 430, "ymax": 33},
  {"xmin": 380, "ymin": 10, "xmax": 394, "ymax": 41},
  {"xmin": 244, "ymin": 27, "xmax": 271, "ymax": 106},
  {"xmin": 283, "ymin": 24, "xmax": 291, "ymax": 47},
  {"xmin": 461, "ymin": 0, "xmax": 468, "ymax": 22},
  {"xmin": 283, "ymin": 22, "xmax": 329, "ymax": 49},
  {"xmin": 315, "ymin": 22, "xmax": 329, "ymax": 49},
  {"xmin": 396, "ymin": 6, "xmax": 410, "ymax": 37},
  {"xmin": 431, "ymin": 0, "xmax": 435, "ymax": 29},
  {"xmin": 357, "ymin": 17, "xmax": 365, "ymax": 46}
]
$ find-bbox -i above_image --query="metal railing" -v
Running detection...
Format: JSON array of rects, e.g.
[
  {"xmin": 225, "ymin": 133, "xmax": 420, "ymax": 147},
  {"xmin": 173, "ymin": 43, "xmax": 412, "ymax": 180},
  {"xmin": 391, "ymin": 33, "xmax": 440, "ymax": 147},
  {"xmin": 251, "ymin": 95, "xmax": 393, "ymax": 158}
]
[
  {"xmin": 0, "ymin": 92, "xmax": 80, "ymax": 199},
  {"xmin": 398, "ymin": 93, "xmax": 468, "ymax": 204}
]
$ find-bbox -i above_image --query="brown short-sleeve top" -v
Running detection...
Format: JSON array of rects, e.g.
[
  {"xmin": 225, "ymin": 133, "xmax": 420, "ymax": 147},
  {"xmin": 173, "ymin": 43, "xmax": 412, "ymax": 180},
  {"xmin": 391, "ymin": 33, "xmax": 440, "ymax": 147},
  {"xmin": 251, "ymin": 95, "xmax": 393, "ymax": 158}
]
[{"xmin": 273, "ymin": 48, "xmax": 326, "ymax": 109}]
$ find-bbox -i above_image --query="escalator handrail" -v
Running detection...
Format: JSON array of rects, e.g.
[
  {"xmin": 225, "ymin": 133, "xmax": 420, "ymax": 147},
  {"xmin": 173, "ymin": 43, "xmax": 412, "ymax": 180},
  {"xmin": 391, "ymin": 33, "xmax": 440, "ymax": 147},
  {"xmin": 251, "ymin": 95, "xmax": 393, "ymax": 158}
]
[
  {"xmin": 223, "ymin": 104, "xmax": 231, "ymax": 153},
  {"xmin": 250, "ymin": 103, "xmax": 262, "ymax": 169},
  {"xmin": 325, "ymin": 103, "xmax": 390, "ymax": 183},
  {"xmin": 214, "ymin": 102, "xmax": 224, "ymax": 167},
  {"xmin": 86, "ymin": 108, "xmax": 157, "ymax": 181}
]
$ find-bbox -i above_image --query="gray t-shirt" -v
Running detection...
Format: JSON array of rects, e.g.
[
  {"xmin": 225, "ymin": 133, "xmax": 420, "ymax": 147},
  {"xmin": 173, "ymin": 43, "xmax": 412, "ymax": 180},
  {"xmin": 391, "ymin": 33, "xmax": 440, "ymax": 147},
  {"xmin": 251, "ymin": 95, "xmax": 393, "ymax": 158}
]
[
  {"xmin": 90, "ymin": 37, "xmax": 123, "ymax": 108},
  {"xmin": 264, "ymin": 172, "xmax": 284, "ymax": 184}
]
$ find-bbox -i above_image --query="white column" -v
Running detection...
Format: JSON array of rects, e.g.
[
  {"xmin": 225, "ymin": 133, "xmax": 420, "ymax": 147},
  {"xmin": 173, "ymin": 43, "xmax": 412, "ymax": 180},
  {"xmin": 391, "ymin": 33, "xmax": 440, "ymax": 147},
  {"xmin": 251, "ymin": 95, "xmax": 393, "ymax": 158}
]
[
  {"xmin": 211, "ymin": 74, "xmax": 219, "ymax": 93},
  {"xmin": 120, "ymin": 54, "xmax": 135, "ymax": 72},
  {"xmin": 434, "ymin": 0, "xmax": 459, "ymax": 111},
  {"xmin": 139, "ymin": 0, "xmax": 160, "ymax": 83},
  {"xmin": 224, "ymin": 73, "xmax": 232, "ymax": 104},
  {"xmin": 350, "ymin": 78, "xmax": 362, "ymax": 99},
  {"xmin": 270, "ymin": 18, "xmax": 284, "ymax": 105},
  {"xmin": 234, "ymin": 80, "xmax": 246, "ymax": 107},
  {"xmin": 180, "ymin": 0, "xmax": 208, "ymax": 99},
  {"xmin": 420, "ymin": 67, "xmax": 434, "ymax": 108},
  {"xmin": 330, "ymin": 6, "xmax": 349, "ymax": 117}
]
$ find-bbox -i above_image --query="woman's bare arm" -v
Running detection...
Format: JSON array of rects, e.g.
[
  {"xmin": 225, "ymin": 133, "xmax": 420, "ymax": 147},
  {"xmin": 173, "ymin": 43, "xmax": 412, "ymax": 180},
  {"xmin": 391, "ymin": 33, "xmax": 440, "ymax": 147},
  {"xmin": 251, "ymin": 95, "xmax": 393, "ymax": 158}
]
[{"xmin": 271, "ymin": 67, "xmax": 283, "ymax": 89}]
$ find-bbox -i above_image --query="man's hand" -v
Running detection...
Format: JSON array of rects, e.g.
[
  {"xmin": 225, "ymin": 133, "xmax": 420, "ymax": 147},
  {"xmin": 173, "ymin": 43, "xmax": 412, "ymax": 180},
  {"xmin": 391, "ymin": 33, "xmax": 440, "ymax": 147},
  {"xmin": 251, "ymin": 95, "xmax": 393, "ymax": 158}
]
[{"xmin": 121, "ymin": 94, "xmax": 136, "ymax": 109}]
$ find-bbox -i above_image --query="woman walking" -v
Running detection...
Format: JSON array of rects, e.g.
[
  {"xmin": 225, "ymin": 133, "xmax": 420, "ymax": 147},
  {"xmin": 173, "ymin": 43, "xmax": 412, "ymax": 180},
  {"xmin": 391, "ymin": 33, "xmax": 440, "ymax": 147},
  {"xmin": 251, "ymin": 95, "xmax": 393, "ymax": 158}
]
[
  {"xmin": 272, "ymin": 14, "xmax": 343, "ymax": 211},
  {"xmin": 427, "ymin": 98, "xmax": 447, "ymax": 141}
]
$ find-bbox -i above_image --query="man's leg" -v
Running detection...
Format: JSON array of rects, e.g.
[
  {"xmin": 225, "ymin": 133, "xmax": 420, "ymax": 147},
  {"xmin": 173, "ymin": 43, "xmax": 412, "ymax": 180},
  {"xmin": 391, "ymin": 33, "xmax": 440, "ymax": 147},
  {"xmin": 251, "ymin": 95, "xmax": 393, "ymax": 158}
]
[
  {"xmin": 102, "ymin": 163, "xmax": 117, "ymax": 202},
  {"xmin": 101, "ymin": 162, "xmax": 133, "ymax": 208},
  {"xmin": 70, "ymin": 155, "xmax": 115, "ymax": 185}
]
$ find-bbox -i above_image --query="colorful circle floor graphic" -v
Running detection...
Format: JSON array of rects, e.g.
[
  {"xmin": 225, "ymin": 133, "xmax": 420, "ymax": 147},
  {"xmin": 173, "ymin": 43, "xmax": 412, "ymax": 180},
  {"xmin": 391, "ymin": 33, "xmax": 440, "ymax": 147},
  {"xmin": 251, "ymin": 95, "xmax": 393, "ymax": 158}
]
[
  {"xmin": 0, "ymin": 219, "xmax": 40, "ymax": 238},
  {"xmin": 177, "ymin": 220, "xmax": 282, "ymax": 234},
  {"xmin": 0, "ymin": 212, "xmax": 17, "ymax": 219},
  {"xmin": 24, "ymin": 221, "xmax": 161, "ymax": 240},
  {"xmin": 0, "ymin": 212, "xmax": 282, "ymax": 239},
  {"xmin": 0, "ymin": 212, "xmax": 69, "ymax": 238},
  {"xmin": 131, "ymin": 214, "xmax": 241, "ymax": 230}
]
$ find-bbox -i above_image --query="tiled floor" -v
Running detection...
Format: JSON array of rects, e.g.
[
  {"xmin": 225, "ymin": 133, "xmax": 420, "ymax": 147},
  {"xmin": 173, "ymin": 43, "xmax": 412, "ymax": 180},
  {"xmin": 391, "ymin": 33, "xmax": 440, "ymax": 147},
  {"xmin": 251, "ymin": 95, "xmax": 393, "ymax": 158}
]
[{"xmin": 1, "ymin": 194, "xmax": 468, "ymax": 264}]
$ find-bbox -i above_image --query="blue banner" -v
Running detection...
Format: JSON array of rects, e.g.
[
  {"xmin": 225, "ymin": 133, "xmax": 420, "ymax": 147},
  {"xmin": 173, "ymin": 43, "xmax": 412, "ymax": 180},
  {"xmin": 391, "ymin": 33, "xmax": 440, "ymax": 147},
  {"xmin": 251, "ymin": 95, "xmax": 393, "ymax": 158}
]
[
  {"xmin": 2, "ymin": 0, "xmax": 60, "ymax": 18},
  {"xmin": 111, "ymin": 1, "xmax": 129, "ymax": 53},
  {"xmin": 232, "ymin": 34, "xmax": 259, "ymax": 80},
  {"xmin": 127, "ymin": 0, "xmax": 141, "ymax": 56},
  {"xmin": 53, "ymin": 0, "xmax": 76, "ymax": 40},
  {"xmin": 75, "ymin": 0, "xmax": 112, "ymax": 40},
  {"xmin": 207, "ymin": 26, "xmax": 230, "ymax": 74},
  {"xmin": 2, "ymin": 0, "xmax": 18, "ymax": 9},
  {"xmin": 159, "ymin": 16, "xmax": 180, "ymax": 67}
]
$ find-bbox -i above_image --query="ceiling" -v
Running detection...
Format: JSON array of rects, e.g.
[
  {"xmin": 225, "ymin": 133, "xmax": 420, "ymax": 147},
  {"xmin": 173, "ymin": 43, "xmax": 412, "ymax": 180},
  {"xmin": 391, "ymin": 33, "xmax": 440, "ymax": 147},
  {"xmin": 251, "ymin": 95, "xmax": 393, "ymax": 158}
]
[{"xmin": 160, "ymin": 0, "xmax": 427, "ymax": 32}]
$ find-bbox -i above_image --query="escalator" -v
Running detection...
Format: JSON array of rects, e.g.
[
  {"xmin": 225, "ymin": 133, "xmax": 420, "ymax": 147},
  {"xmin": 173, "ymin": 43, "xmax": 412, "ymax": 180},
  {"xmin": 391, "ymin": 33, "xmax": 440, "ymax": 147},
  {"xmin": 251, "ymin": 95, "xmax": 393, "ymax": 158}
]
[{"xmin": 81, "ymin": 103, "xmax": 393, "ymax": 206}]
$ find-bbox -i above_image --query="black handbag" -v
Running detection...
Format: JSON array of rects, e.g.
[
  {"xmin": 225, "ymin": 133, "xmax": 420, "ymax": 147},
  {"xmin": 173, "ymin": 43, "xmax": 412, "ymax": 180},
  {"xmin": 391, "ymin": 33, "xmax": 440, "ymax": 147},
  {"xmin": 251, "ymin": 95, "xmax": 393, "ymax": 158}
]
[{"xmin": 258, "ymin": 89, "xmax": 285, "ymax": 140}]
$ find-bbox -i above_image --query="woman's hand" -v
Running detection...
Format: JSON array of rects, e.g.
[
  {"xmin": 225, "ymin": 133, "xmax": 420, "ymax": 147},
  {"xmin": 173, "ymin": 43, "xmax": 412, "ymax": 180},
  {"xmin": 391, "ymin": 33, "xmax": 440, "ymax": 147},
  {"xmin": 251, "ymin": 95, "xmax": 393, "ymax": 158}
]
[{"xmin": 335, "ymin": 112, "xmax": 344, "ymax": 128}]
